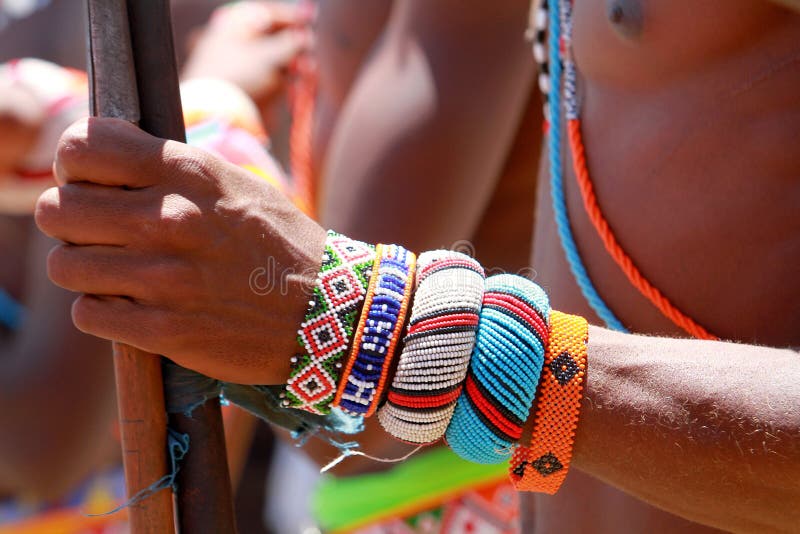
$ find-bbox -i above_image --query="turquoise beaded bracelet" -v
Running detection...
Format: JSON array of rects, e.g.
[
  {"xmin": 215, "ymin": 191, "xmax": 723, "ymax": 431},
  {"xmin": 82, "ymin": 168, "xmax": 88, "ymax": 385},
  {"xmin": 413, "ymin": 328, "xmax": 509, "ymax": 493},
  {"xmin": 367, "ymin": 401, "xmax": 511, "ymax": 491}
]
[{"xmin": 445, "ymin": 274, "xmax": 550, "ymax": 464}]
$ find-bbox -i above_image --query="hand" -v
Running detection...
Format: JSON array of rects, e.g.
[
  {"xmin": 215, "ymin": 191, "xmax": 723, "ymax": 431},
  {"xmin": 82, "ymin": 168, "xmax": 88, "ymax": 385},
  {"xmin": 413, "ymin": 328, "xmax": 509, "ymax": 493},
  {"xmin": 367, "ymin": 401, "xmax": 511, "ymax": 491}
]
[
  {"xmin": 35, "ymin": 117, "xmax": 326, "ymax": 385},
  {"xmin": 182, "ymin": 1, "xmax": 312, "ymax": 124}
]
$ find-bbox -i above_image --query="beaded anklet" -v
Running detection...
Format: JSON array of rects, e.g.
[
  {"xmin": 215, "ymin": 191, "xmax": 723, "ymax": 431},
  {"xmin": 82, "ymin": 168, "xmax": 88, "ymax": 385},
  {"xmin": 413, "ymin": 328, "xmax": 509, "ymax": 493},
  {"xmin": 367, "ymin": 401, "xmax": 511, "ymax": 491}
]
[
  {"xmin": 378, "ymin": 251, "xmax": 485, "ymax": 445},
  {"xmin": 509, "ymin": 310, "xmax": 587, "ymax": 493},
  {"xmin": 282, "ymin": 231, "xmax": 376, "ymax": 414},
  {"xmin": 333, "ymin": 244, "xmax": 416, "ymax": 417},
  {"xmin": 446, "ymin": 275, "xmax": 550, "ymax": 464}
]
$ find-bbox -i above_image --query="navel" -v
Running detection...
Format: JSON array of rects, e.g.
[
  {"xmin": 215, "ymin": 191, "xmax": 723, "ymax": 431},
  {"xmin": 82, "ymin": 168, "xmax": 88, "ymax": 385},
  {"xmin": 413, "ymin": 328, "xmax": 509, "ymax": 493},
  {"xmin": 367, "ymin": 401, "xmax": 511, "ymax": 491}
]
[{"xmin": 606, "ymin": 0, "xmax": 643, "ymax": 40}]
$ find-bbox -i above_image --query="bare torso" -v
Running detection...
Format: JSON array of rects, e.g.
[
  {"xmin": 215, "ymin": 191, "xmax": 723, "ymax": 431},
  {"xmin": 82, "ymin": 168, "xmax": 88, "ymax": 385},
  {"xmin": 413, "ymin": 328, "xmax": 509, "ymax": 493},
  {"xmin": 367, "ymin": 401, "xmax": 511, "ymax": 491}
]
[
  {"xmin": 529, "ymin": 1, "xmax": 800, "ymax": 531},
  {"xmin": 310, "ymin": 0, "xmax": 798, "ymax": 529}
]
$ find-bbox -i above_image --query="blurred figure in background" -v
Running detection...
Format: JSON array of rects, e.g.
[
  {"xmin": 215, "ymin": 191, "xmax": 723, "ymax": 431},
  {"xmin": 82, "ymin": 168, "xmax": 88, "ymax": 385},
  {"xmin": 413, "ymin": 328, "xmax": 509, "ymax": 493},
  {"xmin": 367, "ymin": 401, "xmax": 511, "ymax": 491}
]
[
  {"xmin": 0, "ymin": 3, "xmax": 309, "ymax": 531},
  {"xmin": 0, "ymin": 58, "xmax": 126, "ymax": 533}
]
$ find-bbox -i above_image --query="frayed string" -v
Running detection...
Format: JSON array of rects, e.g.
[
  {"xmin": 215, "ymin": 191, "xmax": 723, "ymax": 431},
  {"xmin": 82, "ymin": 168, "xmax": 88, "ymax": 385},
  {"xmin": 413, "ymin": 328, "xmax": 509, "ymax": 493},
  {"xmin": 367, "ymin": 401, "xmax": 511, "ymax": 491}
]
[
  {"xmin": 320, "ymin": 444, "xmax": 424, "ymax": 474},
  {"xmin": 88, "ymin": 429, "xmax": 189, "ymax": 517}
]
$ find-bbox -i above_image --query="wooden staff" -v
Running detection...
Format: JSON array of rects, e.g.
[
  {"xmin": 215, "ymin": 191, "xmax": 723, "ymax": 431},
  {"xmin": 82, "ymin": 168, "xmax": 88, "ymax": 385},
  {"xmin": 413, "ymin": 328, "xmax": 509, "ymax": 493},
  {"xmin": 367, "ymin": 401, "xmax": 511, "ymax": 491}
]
[
  {"xmin": 87, "ymin": 1, "xmax": 236, "ymax": 532},
  {"xmin": 87, "ymin": 4, "xmax": 174, "ymax": 532}
]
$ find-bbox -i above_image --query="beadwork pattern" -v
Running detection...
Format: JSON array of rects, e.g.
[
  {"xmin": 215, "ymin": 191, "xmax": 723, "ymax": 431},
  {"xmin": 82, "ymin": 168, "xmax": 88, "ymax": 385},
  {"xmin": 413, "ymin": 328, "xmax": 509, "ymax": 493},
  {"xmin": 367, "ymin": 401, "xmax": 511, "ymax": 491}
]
[
  {"xmin": 527, "ymin": 0, "xmax": 550, "ymax": 120},
  {"xmin": 283, "ymin": 231, "xmax": 376, "ymax": 414},
  {"xmin": 378, "ymin": 251, "xmax": 485, "ymax": 444},
  {"xmin": 333, "ymin": 244, "xmax": 416, "ymax": 417},
  {"xmin": 509, "ymin": 310, "xmax": 587, "ymax": 493},
  {"xmin": 446, "ymin": 275, "xmax": 550, "ymax": 464}
]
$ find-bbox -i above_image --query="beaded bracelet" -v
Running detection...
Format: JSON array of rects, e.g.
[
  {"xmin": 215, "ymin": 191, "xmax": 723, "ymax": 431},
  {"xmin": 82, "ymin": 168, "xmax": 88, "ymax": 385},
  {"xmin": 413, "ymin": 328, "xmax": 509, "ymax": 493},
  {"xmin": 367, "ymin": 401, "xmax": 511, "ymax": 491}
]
[
  {"xmin": 509, "ymin": 310, "xmax": 588, "ymax": 493},
  {"xmin": 445, "ymin": 274, "xmax": 550, "ymax": 464},
  {"xmin": 282, "ymin": 231, "xmax": 376, "ymax": 415},
  {"xmin": 333, "ymin": 244, "xmax": 416, "ymax": 417},
  {"xmin": 378, "ymin": 251, "xmax": 485, "ymax": 444}
]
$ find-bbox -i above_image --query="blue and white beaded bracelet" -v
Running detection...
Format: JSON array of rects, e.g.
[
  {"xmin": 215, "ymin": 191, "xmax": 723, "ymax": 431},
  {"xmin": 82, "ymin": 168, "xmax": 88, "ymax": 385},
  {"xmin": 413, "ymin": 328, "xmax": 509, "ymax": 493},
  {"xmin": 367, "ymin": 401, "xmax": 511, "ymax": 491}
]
[{"xmin": 333, "ymin": 244, "xmax": 416, "ymax": 417}]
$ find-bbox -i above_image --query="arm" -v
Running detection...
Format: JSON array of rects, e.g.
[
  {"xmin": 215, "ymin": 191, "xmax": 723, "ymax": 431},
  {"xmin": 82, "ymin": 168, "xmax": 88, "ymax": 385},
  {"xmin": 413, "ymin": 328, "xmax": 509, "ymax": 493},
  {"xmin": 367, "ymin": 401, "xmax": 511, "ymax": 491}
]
[
  {"xmin": 576, "ymin": 327, "xmax": 799, "ymax": 533},
  {"xmin": 0, "ymin": 222, "xmax": 116, "ymax": 501},
  {"xmin": 319, "ymin": 0, "xmax": 535, "ymax": 250},
  {"xmin": 37, "ymin": 119, "xmax": 799, "ymax": 532}
]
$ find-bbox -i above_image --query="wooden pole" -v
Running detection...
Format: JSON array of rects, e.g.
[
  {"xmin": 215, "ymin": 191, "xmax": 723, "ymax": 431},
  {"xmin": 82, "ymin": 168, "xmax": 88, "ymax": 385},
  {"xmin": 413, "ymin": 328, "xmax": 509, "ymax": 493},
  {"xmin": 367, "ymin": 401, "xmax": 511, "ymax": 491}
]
[
  {"xmin": 87, "ymin": 1, "xmax": 236, "ymax": 532},
  {"xmin": 86, "ymin": 3, "xmax": 176, "ymax": 532},
  {"xmin": 124, "ymin": 1, "xmax": 237, "ymax": 532}
]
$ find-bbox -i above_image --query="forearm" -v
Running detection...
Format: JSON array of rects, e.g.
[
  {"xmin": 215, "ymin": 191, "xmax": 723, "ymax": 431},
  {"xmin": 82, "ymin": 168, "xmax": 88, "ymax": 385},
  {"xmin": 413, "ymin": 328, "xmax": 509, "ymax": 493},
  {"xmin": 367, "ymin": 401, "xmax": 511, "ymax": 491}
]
[
  {"xmin": 574, "ymin": 326, "xmax": 800, "ymax": 533},
  {"xmin": 319, "ymin": 0, "xmax": 534, "ymax": 250}
]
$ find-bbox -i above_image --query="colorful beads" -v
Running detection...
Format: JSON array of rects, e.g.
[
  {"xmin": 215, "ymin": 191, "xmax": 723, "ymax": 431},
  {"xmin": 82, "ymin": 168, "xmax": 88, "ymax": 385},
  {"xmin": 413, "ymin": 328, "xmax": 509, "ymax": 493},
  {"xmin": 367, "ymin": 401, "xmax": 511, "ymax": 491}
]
[
  {"xmin": 282, "ymin": 231, "xmax": 376, "ymax": 414},
  {"xmin": 333, "ymin": 244, "xmax": 416, "ymax": 417},
  {"xmin": 446, "ymin": 275, "xmax": 550, "ymax": 464},
  {"xmin": 509, "ymin": 310, "xmax": 588, "ymax": 493},
  {"xmin": 378, "ymin": 251, "xmax": 485, "ymax": 445}
]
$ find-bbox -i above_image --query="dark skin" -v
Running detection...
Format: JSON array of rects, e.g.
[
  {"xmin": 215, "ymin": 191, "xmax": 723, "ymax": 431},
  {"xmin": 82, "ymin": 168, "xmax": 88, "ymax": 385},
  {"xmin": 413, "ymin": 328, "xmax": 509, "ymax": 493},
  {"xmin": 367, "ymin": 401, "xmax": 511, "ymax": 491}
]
[
  {"xmin": 230, "ymin": 0, "xmax": 800, "ymax": 529},
  {"xmin": 319, "ymin": 0, "xmax": 538, "ymax": 271},
  {"xmin": 31, "ymin": 0, "xmax": 799, "ymax": 531},
  {"xmin": 529, "ymin": 0, "xmax": 800, "ymax": 531},
  {"xmin": 0, "ymin": 2, "xmax": 305, "ymax": 502},
  {"xmin": 0, "ymin": 87, "xmax": 115, "ymax": 501}
]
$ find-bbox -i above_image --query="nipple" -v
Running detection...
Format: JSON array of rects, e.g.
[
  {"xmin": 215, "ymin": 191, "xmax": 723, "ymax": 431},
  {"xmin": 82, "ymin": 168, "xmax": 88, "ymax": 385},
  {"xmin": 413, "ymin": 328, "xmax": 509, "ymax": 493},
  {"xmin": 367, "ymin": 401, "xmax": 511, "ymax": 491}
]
[{"xmin": 606, "ymin": 0, "xmax": 643, "ymax": 40}]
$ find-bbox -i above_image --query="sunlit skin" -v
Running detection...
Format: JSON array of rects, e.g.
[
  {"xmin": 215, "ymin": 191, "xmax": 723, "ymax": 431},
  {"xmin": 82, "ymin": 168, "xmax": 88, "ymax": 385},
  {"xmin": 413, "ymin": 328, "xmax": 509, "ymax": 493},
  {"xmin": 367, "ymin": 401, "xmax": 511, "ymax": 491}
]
[{"xmin": 32, "ymin": 0, "xmax": 800, "ymax": 532}]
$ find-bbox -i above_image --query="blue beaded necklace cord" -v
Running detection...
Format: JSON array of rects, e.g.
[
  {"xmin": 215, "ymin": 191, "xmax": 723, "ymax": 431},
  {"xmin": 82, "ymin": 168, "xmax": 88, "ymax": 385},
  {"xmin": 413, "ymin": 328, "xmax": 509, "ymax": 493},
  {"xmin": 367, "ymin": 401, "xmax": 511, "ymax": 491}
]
[{"xmin": 547, "ymin": 0, "xmax": 628, "ymax": 332}]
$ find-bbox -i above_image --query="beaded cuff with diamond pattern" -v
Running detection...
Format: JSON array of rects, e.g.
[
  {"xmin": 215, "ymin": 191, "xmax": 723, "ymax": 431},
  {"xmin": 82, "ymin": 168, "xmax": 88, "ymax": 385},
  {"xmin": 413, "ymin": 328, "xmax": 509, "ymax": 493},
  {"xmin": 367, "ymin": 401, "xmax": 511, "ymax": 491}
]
[{"xmin": 282, "ymin": 231, "xmax": 376, "ymax": 415}]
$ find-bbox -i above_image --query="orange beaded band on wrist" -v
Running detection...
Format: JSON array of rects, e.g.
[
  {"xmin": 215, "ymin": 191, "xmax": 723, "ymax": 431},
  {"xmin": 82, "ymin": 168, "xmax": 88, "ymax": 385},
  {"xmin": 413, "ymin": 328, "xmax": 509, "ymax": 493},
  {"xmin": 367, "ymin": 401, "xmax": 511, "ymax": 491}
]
[{"xmin": 509, "ymin": 310, "xmax": 588, "ymax": 493}]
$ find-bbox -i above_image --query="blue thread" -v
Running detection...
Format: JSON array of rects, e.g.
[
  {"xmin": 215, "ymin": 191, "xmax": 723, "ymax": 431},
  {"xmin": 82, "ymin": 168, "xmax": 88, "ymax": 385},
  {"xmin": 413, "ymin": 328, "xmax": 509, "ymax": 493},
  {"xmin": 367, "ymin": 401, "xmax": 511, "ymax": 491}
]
[
  {"xmin": 0, "ymin": 289, "xmax": 24, "ymax": 331},
  {"xmin": 547, "ymin": 0, "xmax": 627, "ymax": 332},
  {"xmin": 90, "ymin": 429, "xmax": 189, "ymax": 517}
]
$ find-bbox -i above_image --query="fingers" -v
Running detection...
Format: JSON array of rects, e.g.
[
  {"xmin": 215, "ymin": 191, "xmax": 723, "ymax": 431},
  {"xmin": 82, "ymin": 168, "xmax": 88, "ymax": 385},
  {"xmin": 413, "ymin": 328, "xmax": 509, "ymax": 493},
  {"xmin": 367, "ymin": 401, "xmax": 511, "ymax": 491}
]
[
  {"xmin": 48, "ymin": 244, "xmax": 189, "ymax": 302},
  {"xmin": 36, "ymin": 183, "xmax": 149, "ymax": 245},
  {"xmin": 258, "ymin": 3, "xmax": 312, "ymax": 34},
  {"xmin": 71, "ymin": 294, "xmax": 175, "ymax": 353},
  {"xmin": 216, "ymin": 2, "xmax": 310, "ymax": 35},
  {"xmin": 54, "ymin": 117, "xmax": 190, "ymax": 189}
]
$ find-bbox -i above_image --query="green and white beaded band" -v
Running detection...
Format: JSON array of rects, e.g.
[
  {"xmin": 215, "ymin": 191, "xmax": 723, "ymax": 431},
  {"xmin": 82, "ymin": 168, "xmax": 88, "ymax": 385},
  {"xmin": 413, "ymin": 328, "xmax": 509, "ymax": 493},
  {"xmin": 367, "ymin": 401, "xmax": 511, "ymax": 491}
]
[{"xmin": 282, "ymin": 231, "xmax": 376, "ymax": 414}]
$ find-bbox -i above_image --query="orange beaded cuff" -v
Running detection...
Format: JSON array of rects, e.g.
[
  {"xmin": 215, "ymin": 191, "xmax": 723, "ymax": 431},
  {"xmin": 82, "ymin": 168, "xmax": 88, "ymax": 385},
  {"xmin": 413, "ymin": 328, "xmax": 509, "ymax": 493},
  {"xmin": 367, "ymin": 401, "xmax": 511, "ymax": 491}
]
[{"xmin": 509, "ymin": 310, "xmax": 588, "ymax": 493}]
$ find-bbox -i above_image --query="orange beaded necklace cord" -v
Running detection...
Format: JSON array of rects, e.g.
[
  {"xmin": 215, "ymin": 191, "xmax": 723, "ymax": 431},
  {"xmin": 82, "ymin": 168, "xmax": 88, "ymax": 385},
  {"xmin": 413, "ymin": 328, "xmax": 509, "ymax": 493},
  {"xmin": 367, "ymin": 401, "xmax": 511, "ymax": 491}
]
[
  {"xmin": 552, "ymin": 0, "xmax": 719, "ymax": 340},
  {"xmin": 509, "ymin": 310, "xmax": 588, "ymax": 493}
]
